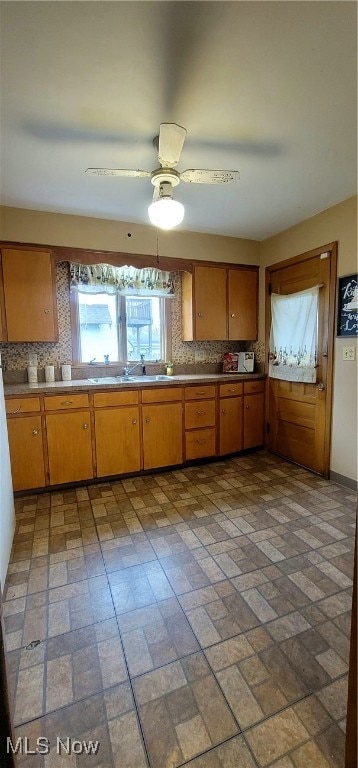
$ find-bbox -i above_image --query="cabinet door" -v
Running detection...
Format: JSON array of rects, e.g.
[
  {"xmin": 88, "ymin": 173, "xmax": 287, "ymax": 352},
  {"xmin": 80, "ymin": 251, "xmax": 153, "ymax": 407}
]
[
  {"xmin": 95, "ymin": 407, "xmax": 140, "ymax": 477},
  {"xmin": 228, "ymin": 269, "xmax": 258, "ymax": 340},
  {"xmin": 194, "ymin": 266, "xmax": 227, "ymax": 340},
  {"xmin": 1, "ymin": 248, "xmax": 58, "ymax": 342},
  {"xmin": 46, "ymin": 411, "xmax": 93, "ymax": 485},
  {"xmin": 7, "ymin": 416, "xmax": 46, "ymax": 491},
  {"xmin": 219, "ymin": 397, "xmax": 243, "ymax": 455},
  {"xmin": 142, "ymin": 403, "xmax": 183, "ymax": 470},
  {"xmin": 243, "ymin": 393, "xmax": 264, "ymax": 449}
]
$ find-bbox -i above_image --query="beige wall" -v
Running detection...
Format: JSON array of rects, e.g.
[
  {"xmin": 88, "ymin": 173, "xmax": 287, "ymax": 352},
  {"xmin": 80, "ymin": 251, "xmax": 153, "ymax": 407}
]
[
  {"xmin": 0, "ymin": 206, "xmax": 260, "ymax": 265},
  {"xmin": 259, "ymin": 196, "xmax": 358, "ymax": 483}
]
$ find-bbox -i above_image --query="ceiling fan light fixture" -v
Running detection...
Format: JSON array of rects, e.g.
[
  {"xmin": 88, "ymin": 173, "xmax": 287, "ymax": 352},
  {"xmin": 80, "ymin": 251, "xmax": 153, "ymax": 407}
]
[{"xmin": 148, "ymin": 182, "xmax": 184, "ymax": 230}]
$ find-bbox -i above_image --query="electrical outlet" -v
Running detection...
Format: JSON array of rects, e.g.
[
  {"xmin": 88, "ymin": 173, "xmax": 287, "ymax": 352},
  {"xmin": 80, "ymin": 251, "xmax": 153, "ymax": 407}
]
[
  {"xmin": 28, "ymin": 353, "xmax": 38, "ymax": 366},
  {"xmin": 194, "ymin": 350, "xmax": 205, "ymax": 362},
  {"xmin": 343, "ymin": 347, "xmax": 355, "ymax": 361}
]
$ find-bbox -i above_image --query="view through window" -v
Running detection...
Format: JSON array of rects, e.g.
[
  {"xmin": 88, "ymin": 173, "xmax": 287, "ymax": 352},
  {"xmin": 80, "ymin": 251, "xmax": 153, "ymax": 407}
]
[{"xmin": 78, "ymin": 292, "xmax": 165, "ymax": 363}]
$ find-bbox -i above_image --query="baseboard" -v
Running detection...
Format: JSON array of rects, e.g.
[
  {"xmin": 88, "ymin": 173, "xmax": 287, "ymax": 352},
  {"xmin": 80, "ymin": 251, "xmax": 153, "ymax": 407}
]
[{"xmin": 330, "ymin": 471, "xmax": 358, "ymax": 491}]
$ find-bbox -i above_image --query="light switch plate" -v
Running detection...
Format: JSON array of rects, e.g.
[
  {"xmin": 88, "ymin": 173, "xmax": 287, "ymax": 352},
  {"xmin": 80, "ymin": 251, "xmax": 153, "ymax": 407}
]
[
  {"xmin": 28, "ymin": 353, "xmax": 38, "ymax": 366},
  {"xmin": 343, "ymin": 347, "xmax": 355, "ymax": 361},
  {"xmin": 195, "ymin": 350, "xmax": 205, "ymax": 362}
]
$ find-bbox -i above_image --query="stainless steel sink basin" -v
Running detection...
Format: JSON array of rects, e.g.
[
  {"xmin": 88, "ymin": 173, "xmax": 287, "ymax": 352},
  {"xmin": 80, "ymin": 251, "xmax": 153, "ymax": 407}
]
[{"xmin": 88, "ymin": 375, "xmax": 175, "ymax": 385}]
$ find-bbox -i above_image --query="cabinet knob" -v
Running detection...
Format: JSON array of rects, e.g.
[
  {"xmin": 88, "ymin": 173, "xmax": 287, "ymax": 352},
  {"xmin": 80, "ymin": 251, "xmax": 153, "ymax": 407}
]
[
  {"xmin": 32, "ymin": 428, "xmax": 39, "ymax": 435},
  {"xmin": 61, "ymin": 400, "xmax": 73, "ymax": 406},
  {"xmin": 231, "ymin": 313, "xmax": 235, "ymax": 318},
  {"xmin": 44, "ymin": 309, "xmax": 50, "ymax": 314},
  {"xmin": 196, "ymin": 439, "xmax": 206, "ymax": 445},
  {"xmin": 196, "ymin": 410, "xmax": 206, "ymax": 415},
  {"xmin": 245, "ymin": 405, "xmax": 250, "ymax": 410},
  {"xmin": 221, "ymin": 409, "xmax": 227, "ymax": 414},
  {"xmin": 132, "ymin": 419, "xmax": 137, "ymax": 425},
  {"xmin": 145, "ymin": 417, "xmax": 151, "ymax": 424},
  {"xmin": 197, "ymin": 312, "xmax": 203, "ymax": 318},
  {"xmin": 83, "ymin": 423, "xmax": 89, "ymax": 429}
]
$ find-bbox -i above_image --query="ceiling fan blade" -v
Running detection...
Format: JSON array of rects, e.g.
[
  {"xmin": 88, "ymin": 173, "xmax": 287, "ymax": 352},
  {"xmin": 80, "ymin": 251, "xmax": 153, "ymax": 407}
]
[
  {"xmin": 180, "ymin": 169, "xmax": 240, "ymax": 184},
  {"xmin": 158, "ymin": 123, "xmax": 187, "ymax": 168},
  {"xmin": 85, "ymin": 168, "xmax": 151, "ymax": 177}
]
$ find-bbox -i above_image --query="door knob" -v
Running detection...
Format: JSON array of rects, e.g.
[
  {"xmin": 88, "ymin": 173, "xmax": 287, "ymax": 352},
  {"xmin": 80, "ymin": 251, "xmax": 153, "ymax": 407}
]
[{"xmin": 317, "ymin": 382, "xmax": 325, "ymax": 391}]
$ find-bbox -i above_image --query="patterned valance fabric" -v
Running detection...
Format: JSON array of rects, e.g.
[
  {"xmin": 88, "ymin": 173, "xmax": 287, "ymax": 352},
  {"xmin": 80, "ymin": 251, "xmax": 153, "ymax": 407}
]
[
  {"xmin": 269, "ymin": 286, "xmax": 318, "ymax": 383},
  {"xmin": 70, "ymin": 263, "xmax": 175, "ymax": 297}
]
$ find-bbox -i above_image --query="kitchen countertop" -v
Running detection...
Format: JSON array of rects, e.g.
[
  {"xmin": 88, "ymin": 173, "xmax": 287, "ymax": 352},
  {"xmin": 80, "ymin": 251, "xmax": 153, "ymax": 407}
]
[{"xmin": 4, "ymin": 372, "xmax": 266, "ymax": 396}]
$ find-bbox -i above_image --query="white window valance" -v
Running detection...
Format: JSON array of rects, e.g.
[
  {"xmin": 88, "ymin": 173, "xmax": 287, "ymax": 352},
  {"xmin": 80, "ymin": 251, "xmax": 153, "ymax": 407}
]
[
  {"xmin": 269, "ymin": 286, "xmax": 318, "ymax": 383},
  {"xmin": 70, "ymin": 263, "xmax": 175, "ymax": 298}
]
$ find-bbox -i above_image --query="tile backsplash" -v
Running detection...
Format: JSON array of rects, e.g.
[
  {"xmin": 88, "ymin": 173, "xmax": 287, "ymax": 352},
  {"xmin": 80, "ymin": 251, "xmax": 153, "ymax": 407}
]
[{"xmin": 1, "ymin": 263, "xmax": 264, "ymax": 379}]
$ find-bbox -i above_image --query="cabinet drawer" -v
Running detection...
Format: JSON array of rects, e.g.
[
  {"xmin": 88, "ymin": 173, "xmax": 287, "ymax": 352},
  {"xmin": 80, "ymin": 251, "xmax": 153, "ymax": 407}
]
[
  {"xmin": 141, "ymin": 387, "xmax": 183, "ymax": 403},
  {"xmin": 94, "ymin": 390, "xmax": 139, "ymax": 408},
  {"xmin": 185, "ymin": 385, "xmax": 216, "ymax": 400},
  {"xmin": 243, "ymin": 380, "xmax": 265, "ymax": 394},
  {"xmin": 6, "ymin": 396, "xmax": 41, "ymax": 415},
  {"xmin": 185, "ymin": 428, "xmax": 216, "ymax": 460},
  {"xmin": 44, "ymin": 394, "xmax": 89, "ymax": 411},
  {"xmin": 185, "ymin": 400, "xmax": 216, "ymax": 429},
  {"xmin": 219, "ymin": 382, "xmax": 243, "ymax": 398}
]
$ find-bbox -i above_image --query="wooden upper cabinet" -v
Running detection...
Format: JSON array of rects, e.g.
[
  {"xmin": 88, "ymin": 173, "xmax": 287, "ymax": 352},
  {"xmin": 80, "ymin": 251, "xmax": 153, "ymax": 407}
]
[
  {"xmin": 182, "ymin": 264, "xmax": 258, "ymax": 341},
  {"xmin": 1, "ymin": 248, "xmax": 58, "ymax": 342},
  {"xmin": 182, "ymin": 266, "xmax": 227, "ymax": 340},
  {"xmin": 228, "ymin": 268, "xmax": 258, "ymax": 340}
]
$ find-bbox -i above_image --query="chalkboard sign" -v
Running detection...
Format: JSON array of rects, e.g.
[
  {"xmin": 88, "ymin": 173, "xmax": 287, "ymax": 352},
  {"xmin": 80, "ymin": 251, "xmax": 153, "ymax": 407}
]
[{"xmin": 337, "ymin": 273, "xmax": 358, "ymax": 337}]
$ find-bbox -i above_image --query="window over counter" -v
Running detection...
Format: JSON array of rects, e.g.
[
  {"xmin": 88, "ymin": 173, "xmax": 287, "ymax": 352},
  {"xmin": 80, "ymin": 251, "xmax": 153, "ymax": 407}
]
[{"xmin": 69, "ymin": 262, "xmax": 173, "ymax": 364}]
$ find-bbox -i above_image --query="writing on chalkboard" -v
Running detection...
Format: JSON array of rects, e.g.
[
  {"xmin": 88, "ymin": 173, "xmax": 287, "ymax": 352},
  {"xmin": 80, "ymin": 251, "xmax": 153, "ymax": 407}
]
[{"xmin": 337, "ymin": 274, "xmax": 358, "ymax": 336}]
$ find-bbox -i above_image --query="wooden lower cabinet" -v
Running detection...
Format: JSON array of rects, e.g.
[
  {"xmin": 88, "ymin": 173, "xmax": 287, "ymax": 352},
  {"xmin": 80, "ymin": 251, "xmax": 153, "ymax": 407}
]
[
  {"xmin": 185, "ymin": 428, "xmax": 216, "ymax": 460},
  {"xmin": 7, "ymin": 415, "xmax": 46, "ymax": 491},
  {"xmin": 142, "ymin": 402, "xmax": 183, "ymax": 470},
  {"xmin": 46, "ymin": 411, "xmax": 93, "ymax": 485},
  {"xmin": 220, "ymin": 396, "xmax": 243, "ymax": 455},
  {"xmin": 95, "ymin": 407, "xmax": 141, "ymax": 477},
  {"xmin": 243, "ymin": 392, "xmax": 264, "ymax": 449}
]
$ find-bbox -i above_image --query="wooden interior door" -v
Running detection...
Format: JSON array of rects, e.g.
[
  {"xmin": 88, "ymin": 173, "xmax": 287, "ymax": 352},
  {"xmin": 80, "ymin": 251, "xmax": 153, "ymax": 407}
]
[{"xmin": 266, "ymin": 244, "xmax": 336, "ymax": 476}]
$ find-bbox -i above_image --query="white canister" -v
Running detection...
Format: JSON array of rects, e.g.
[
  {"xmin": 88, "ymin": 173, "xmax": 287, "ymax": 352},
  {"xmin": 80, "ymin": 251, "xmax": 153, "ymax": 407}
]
[
  {"xmin": 27, "ymin": 366, "xmax": 38, "ymax": 383},
  {"xmin": 61, "ymin": 364, "xmax": 72, "ymax": 381},
  {"xmin": 45, "ymin": 365, "xmax": 55, "ymax": 382}
]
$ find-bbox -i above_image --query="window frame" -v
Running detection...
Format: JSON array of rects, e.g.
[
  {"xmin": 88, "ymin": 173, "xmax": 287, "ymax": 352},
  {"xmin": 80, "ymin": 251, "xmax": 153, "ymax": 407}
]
[{"xmin": 70, "ymin": 289, "xmax": 171, "ymax": 365}]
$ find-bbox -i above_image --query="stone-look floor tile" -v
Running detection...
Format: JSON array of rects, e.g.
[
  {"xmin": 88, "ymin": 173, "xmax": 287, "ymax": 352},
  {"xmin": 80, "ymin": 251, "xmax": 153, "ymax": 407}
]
[
  {"xmin": 180, "ymin": 735, "xmax": 257, "ymax": 767},
  {"xmin": 117, "ymin": 597, "xmax": 200, "ymax": 677},
  {"xmin": 100, "ymin": 533, "xmax": 156, "ymax": 572},
  {"xmin": 159, "ymin": 550, "xmax": 226, "ymax": 595},
  {"xmin": 314, "ymin": 723, "xmax": 346, "ymax": 768},
  {"xmin": 245, "ymin": 708, "xmax": 310, "ymax": 766},
  {"xmin": 179, "ymin": 581, "xmax": 259, "ymax": 647},
  {"xmin": 292, "ymin": 694, "xmax": 333, "ymax": 736},
  {"xmin": 316, "ymin": 676, "xmax": 349, "ymax": 721},
  {"xmin": 10, "ymin": 619, "xmax": 128, "ymax": 724},
  {"xmin": 290, "ymin": 740, "xmax": 333, "ymax": 767},
  {"xmin": 14, "ymin": 683, "xmax": 148, "ymax": 767},
  {"xmin": 133, "ymin": 652, "xmax": 238, "ymax": 768},
  {"xmin": 108, "ymin": 561, "xmax": 174, "ymax": 613}
]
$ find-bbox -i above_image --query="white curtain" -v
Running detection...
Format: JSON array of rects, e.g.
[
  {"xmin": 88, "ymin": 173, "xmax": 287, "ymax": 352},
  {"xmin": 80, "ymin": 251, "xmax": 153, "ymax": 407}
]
[
  {"xmin": 269, "ymin": 286, "xmax": 318, "ymax": 383},
  {"xmin": 69, "ymin": 263, "xmax": 175, "ymax": 297}
]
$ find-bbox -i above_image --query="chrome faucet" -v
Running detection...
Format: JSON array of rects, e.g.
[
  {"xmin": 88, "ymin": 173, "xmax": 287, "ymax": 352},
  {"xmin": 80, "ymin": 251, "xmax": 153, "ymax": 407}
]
[{"xmin": 123, "ymin": 354, "xmax": 146, "ymax": 377}]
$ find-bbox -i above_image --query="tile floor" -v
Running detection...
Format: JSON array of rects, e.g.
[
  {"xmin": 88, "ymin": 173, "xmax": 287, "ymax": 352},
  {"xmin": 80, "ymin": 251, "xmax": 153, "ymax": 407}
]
[{"xmin": 3, "ymin": 451, "xmax": 356, "ymax": 767}]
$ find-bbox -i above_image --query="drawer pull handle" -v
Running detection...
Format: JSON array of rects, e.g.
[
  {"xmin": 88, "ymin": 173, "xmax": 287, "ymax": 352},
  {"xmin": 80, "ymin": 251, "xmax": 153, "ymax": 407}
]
[
  {"xmin": 83, "ymin": 423, "xmax": 89, "ymax": 429},
  {"xmin": 9, "ymin": 406, "xmax": 22, "ymax": 414},
  {"xmin": 221, "ymin": 409, "xmax": 227, "ymax": 414},
  {"xmin": 195, "ymin": 391, "xmax": 206, "ymax": 395},
  {"xmin": 145, "ymin": 417, "xmax": 151, "ymax": 424},
  {"xmin": 228, "ymin": 388, "xmax": 236, "ymax": 392},
  {"xmin": 32, "ymin": 429, "xmax": 39, "ymax": 435},
  {"xmin": 196, "ymin": 439, "xmax": 206, "ymax": 445},
  {"xmin": 132, "ymin": 419, "xmax": 137, "ymax": 425},
  {"xmin": 61, "ymin": 400, "xmax": 74, "ymax": 405},
  {"xmin": 196, "ymin": 410, "xmax": 206, "ymax": 415}
]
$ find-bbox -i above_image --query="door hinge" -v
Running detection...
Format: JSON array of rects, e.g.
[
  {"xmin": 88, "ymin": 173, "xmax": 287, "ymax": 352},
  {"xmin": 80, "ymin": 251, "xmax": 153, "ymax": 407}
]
[{"xmin": 266, "ymin": 422, "xmax": 270, "ymax": 434}]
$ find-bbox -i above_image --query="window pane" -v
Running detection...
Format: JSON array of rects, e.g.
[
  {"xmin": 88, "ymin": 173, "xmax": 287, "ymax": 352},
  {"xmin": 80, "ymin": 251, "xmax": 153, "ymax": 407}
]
[
  {"xmin": 79, "ymin": 293, "xmax": 119, "ymax": 363},
  {"xmin": 126, "ymin": 296, "xmax": 163, "ymax": 361}
]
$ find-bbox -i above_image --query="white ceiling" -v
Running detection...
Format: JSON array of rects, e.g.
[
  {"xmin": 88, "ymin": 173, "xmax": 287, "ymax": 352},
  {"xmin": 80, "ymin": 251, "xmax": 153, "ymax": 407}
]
[{"xmin": 0, "ymin": 1, "xmax": 357, "ymax": 240}]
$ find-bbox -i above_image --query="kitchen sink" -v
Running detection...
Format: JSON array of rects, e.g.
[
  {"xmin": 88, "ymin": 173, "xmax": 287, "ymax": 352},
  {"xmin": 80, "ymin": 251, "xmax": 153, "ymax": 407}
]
[{"xmin": 87, "ymin": 375, "xmax": 175, "ymax": 385}]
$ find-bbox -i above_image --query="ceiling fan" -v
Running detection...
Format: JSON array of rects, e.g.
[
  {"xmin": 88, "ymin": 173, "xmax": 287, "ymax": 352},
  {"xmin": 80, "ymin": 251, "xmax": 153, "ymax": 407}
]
[{"xmin": 86, "ymin": 123, "xmax": 240, "ymax": 229}]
